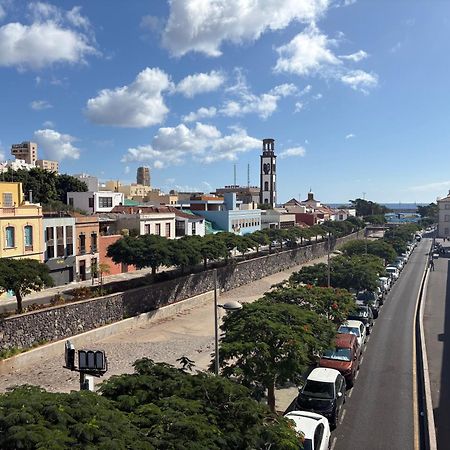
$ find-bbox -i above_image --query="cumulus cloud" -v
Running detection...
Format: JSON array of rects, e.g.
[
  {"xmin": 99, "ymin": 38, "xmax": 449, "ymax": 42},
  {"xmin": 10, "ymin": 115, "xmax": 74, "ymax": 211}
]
[
  {"xmin": 162, "ymin": 0, "xmax": 330, "ymax": 57},
  {"xmin": 0, "ymin": 4, "xmax": 96, "ymax": 69},
  {"xmin": 274, "ymin": 25, "xmax": 377, "ymax": 93},
  {"xmin": 42, "ymin": 120, "xmax": 55, "ymax": 128},
  {"xmin": 85, "ymin": 67, "xmax": 172, "ymax": 127},
  {"xmin": 345, "ymin": 133, "xmax": 355, "ymax": 139},
  {"xmin": 33, "ymin": 128, "xmax": 80, "ymax": 160},
  {"xmin": 30, "ymin": 99, "xmax": 52, "ymax": 110},
  {"xmin": 122, "ymin": 122, "xmax": 260, "ymax": 168},
  {"xmin": 182, "ymin": 106, "xmax": 217, "ymax": 122},
  {"xmin": 176, "ymin": 70, "xmax": 225, "ymax": 97},
  {"xmin": 339, "ymin": 50, "xmax": 368, "ymax": 62},
  {"xmin": 340, "ymin": 70, "xmax": 378, "ymax": 93},
  {"xmin": 0, "ymin": 5, "xmax": 5, "ymax": 21},
  {"xmin": 279, "ymin": 146, "xmax": 306, "ymax": 159}
]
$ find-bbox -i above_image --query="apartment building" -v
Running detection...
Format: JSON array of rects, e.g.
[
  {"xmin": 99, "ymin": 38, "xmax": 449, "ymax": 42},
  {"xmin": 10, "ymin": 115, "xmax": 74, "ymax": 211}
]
[
  {"xmin": 67, "ymin": 191, "xmax": 124, "ymax": 214},
  {"xmin": 74, "ymin": 215, "xmax": 100, "ymax": 281},
  {"xmin": 36, "ymin": 159, "xmax": 59, "ymax": 173},
  {"xmin": 10, "ymin": 141, "xmax": 37, "ymax": 165},
  {"xmin": 437, "ymin": 191, "xmax": 450, "ymax": 238}
]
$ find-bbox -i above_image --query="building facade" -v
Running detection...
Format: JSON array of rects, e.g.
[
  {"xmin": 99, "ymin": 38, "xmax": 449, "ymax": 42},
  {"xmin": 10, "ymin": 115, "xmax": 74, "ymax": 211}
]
[
  {"xmin": 36, "ymin": 159, "xmax": 59, "ymax": 173},
  {"xmin": 11, "ymin": 141, "xmax": 37, "ymax": 165},
  {"xmin": 0, "ymin": 182, "xmax": 44, "ymax": 261},
  {"xmin": 67, "ymin": 191, "xmax": 124, "ymax": 214},
  {"xmin": 74, "ymin": 215, "xmax": 100, "ymax": 281},
  {"xmin": 43, "ymin": 215, "xmax": 76, "ymax": 285},
  {"xmin": 215, "ymin": 185, "xmax": 260, "ymax": 204},
  {"xmin": 137, "ymin": 166, "xmax": 151, "ymax": 186},
  {"xmin": 73, "ymin": 173, "xmax": 99, "ymax": 192},
  {"xmin": 260, "ymin": 138, "xmax": 277, "ymax": 207},
  {"xmin": 437, "ymin": 191, "xmax": 450, "ymax": 238}
]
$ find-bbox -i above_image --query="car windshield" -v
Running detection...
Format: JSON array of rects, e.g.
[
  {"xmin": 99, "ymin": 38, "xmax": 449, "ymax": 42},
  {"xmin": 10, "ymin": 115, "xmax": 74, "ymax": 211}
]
[
  {"xmin": 351, "ymin": 308, "xmax": 367, "ymax": 318},
  {"xmin": 339, "ymin": 326, "xmax": 360, "ymax": 337},
  {"xmin": 322, "ymin": 348, "xmax": 352, "ymax": 361},
  {"xmin": 302, "ymin": 380, "xmax": 334, "ymax": 399}
]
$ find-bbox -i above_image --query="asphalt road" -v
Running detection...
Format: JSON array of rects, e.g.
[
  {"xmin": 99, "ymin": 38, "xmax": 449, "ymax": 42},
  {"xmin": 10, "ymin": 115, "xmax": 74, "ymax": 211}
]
[
  {"xmin": 333, "ymin": 238, "xmax": 429, "ymax": 450},
  {"xmin": 423, "ymin": 240, "xmax": 450, "ymax": 449}
]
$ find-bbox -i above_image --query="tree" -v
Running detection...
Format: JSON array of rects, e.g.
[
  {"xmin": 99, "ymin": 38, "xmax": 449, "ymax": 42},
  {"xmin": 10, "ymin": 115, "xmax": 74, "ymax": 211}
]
[
  {"xmin": 217, "ymin": 301, "xmax": 336, "ymax": 413},
  {"xmin": 264, "ymin": 285, "xmax": 356, "ymax": 325},
  {"xmin": 363, "ymin": 214, "xmax": 386, "ymax": 225},
  {"xmin": 216, "ymin": 232, "xmax": 241, "ymax": 261},
  {"xmin": 0, "ymin": 386, "xmax": 152, "ymax": 450},
  {"xmin": 196, "ymin": 234, "xmax": 228, "ymax": 269},
  {"xmin": 417, "ymin": 203, "xmax": 438, "ymax": 221},
  {"xmin": 168, "ymin": 236, "xmax": 202, "ymax": 274},
  {"xmin": 101, "ymin": 358, "xmax": 301, "ymax": 449},
  {"xmin": 0, "ymin": 258, "xmax": 53, "ymax": 313},
  {"xmin": 341, "ymin": 239, "xmax": 397, "ymax": 263},
  {"xmin": 235, "ymin": 235, "xmax": 256, "ymax": 258},
  {"xmin": 249, "ymin": 230, "xmax": 270, "ymax": 254},
  {"xmin": 349, "ymin": 198, "xmax": 390, "ymax": 216},
  {"xmin": 55, "ymin": 173, "xmax": 88, "ymax": 203}
]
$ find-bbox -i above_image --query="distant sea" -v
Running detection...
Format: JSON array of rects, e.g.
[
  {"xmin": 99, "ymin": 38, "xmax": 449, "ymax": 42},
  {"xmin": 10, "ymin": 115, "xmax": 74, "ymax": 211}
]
[{"xmin": 327, "ymin": 203, "xmax": 427, "ymax": 211}]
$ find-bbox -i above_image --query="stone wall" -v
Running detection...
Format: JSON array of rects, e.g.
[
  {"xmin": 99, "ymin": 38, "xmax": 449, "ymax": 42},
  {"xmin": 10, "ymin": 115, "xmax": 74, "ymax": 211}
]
[{"xmin": 0, "ymin": 231, "xmax": 361, "ymax": 350}]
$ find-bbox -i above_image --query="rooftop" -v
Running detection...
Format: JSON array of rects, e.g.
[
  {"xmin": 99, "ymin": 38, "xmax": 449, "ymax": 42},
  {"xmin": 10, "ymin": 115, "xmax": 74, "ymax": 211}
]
[{"xmin": 307, "ymin": 367, "xmax": 340, "ymax": 383}]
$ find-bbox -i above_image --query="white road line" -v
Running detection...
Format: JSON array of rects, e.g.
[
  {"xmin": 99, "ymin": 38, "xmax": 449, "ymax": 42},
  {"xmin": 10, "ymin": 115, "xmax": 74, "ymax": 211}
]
[
  {"xmin": 339, "ymin": 408, "xmax": 346, "ymax": 424},
  {"xmin": 355, "ymin": 371, "xmax": 359, "ymax": 380},
  {"xmin": 331, "ymin": 436, "xmax": 337, "ymax": 450},
  {"xmin": 360, "ymin": 355, "xmax": 364, "ymax": 365},
  {"xmin": 366, "ymin": 335, "xmax": 370, "ymax": 343},
  {"xmin": 348, "ymin": 388, "xmax": 353, "ymax": 398}
]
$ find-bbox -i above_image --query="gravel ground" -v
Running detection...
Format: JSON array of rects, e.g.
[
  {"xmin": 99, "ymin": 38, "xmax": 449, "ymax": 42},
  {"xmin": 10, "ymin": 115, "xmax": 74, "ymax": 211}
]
[{"xmin": 0, "ymin": 255, "xmax": 327, "ymax": 395}]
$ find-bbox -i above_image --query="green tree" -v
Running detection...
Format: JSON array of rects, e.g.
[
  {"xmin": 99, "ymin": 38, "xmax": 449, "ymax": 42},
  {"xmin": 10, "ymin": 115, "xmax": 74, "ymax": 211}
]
[
  {"xmin": 350, "ymin": 198, "xmax": 390, "ymax": 216},
  {"xmin": 264, "ymin": 285, "xmax": 356, "ymax": 325},
  {"xmin": 217, "ymin": 301, "xmax": 336, "ymax": 413},
  {"xmin": 216, "ymin": 232, "xmax": 241, "ymax": 261},
  {"xmin": 55, "ymin": 173, "xmax": 88, "ymax": 202},
  {"xmin": 101, "ymin": 358, "xmax": 301, "ymax": 449},
  {"xmin": 417, "ymin": 203, "xmax": 438, "ymax": 221},
  {"xmin": 196, "ymin": 234, "xmax": 228, "ymax": 269},
  {"xmin": 235, "ymin": 235, "xmax": 256, "ymax": 257},
  {"xmin": 0, "ymin": 385, "xmax": 152, "ymax": 450},
  {"xmin": 363, "ymin": 214, "xmax": 386, "ymax": 225},
  {"xmin": 249, "ymin": 230, "xmax": 270, "ymax": 254},
  {"xmin": 168, "ymin": 236, "xmax": 202, "ymax": 274},
  {"xmin": 341, "ymin": 239, "xmax": 397, "ymax": 263},
  {"xmin": 0, "ymin": 258, "xmax": 53, "ymax": 313}
]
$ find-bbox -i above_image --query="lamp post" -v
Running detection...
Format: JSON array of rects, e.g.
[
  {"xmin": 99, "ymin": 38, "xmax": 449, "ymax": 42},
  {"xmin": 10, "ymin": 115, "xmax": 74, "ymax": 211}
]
[{"xmin": 213, "ymin": 269, "xmax": 242, "ymax": 376}]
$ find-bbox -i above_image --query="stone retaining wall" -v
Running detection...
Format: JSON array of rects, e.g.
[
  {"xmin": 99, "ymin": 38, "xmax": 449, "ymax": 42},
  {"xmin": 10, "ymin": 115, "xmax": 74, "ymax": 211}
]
[{"xmin": 0, "ymin": 231, "xmax": 361, "ymax": 350}]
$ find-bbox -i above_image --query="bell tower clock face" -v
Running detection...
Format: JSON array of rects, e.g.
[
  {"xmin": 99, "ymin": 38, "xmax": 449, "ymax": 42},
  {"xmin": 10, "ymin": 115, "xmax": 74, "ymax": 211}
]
[{"xmin": 263, "ymin": 163, "xmax": 270, "ymax": 174}]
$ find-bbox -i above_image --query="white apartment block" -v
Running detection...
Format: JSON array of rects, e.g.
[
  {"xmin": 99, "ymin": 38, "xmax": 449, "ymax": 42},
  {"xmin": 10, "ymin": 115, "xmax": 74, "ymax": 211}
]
[{"xmin": 67, "ymin": 191, "xmax": 124, "ymax": 214}]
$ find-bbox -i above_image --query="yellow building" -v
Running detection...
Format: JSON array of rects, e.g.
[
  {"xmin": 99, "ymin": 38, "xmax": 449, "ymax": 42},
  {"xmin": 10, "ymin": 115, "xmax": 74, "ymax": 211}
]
[
  {"xmin": 0, "ymin": 182, "xmax": 44, "ymax": 261},
  {"xmin": 103, "ymin": 180, "xmax": 153, "ymax": 198}
]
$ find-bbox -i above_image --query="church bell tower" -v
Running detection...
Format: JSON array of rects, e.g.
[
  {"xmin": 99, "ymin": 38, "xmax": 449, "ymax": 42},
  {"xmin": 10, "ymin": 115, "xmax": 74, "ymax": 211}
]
[{"xmin": 260, "ymin": 138, "xmax": 277, "ymax": 207}]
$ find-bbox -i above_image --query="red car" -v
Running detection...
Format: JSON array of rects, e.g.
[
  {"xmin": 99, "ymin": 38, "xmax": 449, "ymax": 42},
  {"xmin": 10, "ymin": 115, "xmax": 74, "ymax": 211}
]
[{"xmin": 319, "ymin": 333, "xmax": 361, "ymax": 387}]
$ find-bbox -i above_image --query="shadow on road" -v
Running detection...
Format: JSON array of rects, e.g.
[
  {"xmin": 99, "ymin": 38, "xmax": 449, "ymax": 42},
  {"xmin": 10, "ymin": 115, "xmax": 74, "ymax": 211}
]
[{"xmin": 434, "ymin": 259, "xmax": 450, "ymax": 448}]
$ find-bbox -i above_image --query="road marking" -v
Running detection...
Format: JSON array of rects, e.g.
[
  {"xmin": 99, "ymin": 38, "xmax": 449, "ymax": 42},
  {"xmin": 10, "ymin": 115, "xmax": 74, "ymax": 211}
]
[
  {"xmin": 355, "ymin": 371, "xmax": 359, "ymax": 380},
  {"xmin": 339, "ymin": 408, "xmax": 346, "ymax": 424},
  {"xmin": 360, "ymin": 355, "xmax": 364, "ymax": 365},
  {"xmin": 348, "ymin": 388, "xmax": 353, "ymax": 398},
  {"xmin": 366, "ymin": 335, "xmax": 370, "ymax": 343},
  {"xmin": 330, "ymin": 437, "xmax": 337, "ymax": 450}
]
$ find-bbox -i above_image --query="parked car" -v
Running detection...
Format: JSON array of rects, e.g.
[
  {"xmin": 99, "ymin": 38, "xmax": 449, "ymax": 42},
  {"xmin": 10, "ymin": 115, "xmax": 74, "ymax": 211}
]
[
  {"xmin": 295, "ymin": 368, "xmax": 346, "ymax": 429},
  {"xmin": 284, "ymin": 411, "xmax": 331, "ymax": 450},
  {"xmin": 379, "ymin": 276, "xmax": 390, "ymax": 294},
  {"xmin": 319, "ymin": 333, "xmax": 361, "ymax": 387},
  {"xmin": 415, "ymin": 234, "xmax": 422, "ymax": 242},
  {"xmin": 393, "ymin": 258, "xmax": 404, "ymax": 272},
  {"xmin": 386, "ymin": 266, "xmax": 399, "ymax": 281},
  {"xmin": 349, "ymin": 303, "xmax": 374, "ymax": 333},
  {"xmin": 356, "ymin": 290, "xmax": 381, "ymax": 317},
  {"xmin": 338, "ymin": 320, "xmax": 367, "ymax": 349}
]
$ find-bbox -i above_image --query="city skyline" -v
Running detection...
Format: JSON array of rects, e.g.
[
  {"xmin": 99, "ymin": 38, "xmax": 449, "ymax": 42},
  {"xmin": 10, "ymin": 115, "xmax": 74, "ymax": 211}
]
[{"xmin": 1, "ymin": 1, "xmax": 450, "ymax": 203}]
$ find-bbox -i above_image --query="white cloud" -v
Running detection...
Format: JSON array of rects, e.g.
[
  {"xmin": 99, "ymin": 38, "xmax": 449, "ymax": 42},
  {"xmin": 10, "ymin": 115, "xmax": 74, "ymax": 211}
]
[
  {"xmin": 339, "ymin": 50, "xmax": 368, "ymax": 62},
  {"xmin": 86, "ymin": 67, "xmax": 172, "ymax": 128},
  {"xmin": 30, "ymin": 99, "xmax": 52, "ymax": 110},
  {"xmin": 66, "ymin": 6, "xmax": 90, "ymax": 30},
  {"xmin": 221, "ymin": 74, "xmax": 298, "ymax": 119},
  {"xmin": 162, "ymin": 0, "xmax": 330, "ymax": 57},
  {"xmin": 122, "ymin": 122, "xmax": 260, "ymax": 168},
  {"xmin": 275, "ymin": 25, "xmax": 377, "ymax": 93},
  {"xmin": 124, "ymin": 166, "xmax": 130, "ymax": 174},
  {"xmin": 176, "ymin": 70, "xmax": 225, "ymax": 97},
  {"xmin": 0, "ymin": 5, "xmax": 5, "ymax": 21},
  {"xmin": 182, "ymin": 106, "xmax": 217, "ymax": 122},
  {"xmin": 33, "ymin": 128, "xmax": 80, "ymax": 160},
  {"xmin": 340, "ymin": 70, "xmax": 378, "ymax": 93},
  {"xmin": 42, "ymin": 120, "xmax": 54, "ymax": 128},
  {"xmin": 0, "ymin": 4, "xmax": 96, "ymax": 69},
  {"xmin": 295, "ymin": 101, "xmax": 304, "ymax": 112},
  {"xmin": 274, "ymin": 25, "xmax": 341, "ymax": 76},
  {"xmin": 279, "ymin": 146, "xmax": 306, "ymax": 159},
  {"xmin": 345, "ymin": 133, "xmax": 355, "ymax": 139}
]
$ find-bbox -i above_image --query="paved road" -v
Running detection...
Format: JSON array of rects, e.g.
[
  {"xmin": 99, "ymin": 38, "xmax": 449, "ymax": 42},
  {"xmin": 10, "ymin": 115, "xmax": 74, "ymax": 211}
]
[
  {"xmin": 423, "ymin": 240, "xmax": 450, "ymax": 449},
  {"xmin": 333, "ymin": 238, "xmax": 429, "ymax": 450}
]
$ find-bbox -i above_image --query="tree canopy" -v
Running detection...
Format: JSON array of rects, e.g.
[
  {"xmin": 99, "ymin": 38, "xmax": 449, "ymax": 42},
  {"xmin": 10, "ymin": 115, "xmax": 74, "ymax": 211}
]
[
  {"xmin": 349, "ymin": 198, "xmax": 390, "ymax": 217},
  {"xmin": 0, "ymin": 258, "xmax": 54, "ymax": 313},
  {"xmin": 217, "ymin": 300, "xmax": 336, "ymax": 413},
  {"xmin": 340, "ymin": 239, "xmax": 397, "ymax": 263},
  {"xmin": 417, "ymin": 203, "xmax": 438, "ymax": 221}
]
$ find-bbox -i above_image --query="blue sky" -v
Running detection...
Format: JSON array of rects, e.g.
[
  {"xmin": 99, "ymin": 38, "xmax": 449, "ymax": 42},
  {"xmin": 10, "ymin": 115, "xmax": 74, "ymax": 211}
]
[{"xmin": 1, "ymin": 0, "xmax": 450, "ymax": 204}]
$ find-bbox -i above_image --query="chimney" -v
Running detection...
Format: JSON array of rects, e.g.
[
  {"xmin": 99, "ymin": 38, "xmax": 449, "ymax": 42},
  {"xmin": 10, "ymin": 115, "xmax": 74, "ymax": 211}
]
[{"xmin": 28, "ymin": 190, "xmax": 33, "ymax": 203}]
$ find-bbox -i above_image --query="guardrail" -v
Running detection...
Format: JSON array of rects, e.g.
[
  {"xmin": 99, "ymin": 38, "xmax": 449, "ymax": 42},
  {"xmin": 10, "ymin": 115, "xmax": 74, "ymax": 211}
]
[{"xmin": 415, "ymin": 245, "xmax": 437, "ymax": 450}]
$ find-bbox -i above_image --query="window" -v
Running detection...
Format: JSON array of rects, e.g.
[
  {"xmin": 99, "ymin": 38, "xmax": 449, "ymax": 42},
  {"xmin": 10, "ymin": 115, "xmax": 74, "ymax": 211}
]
[
  {"xmin": 88, "ymin": 197, "xmax": 94, "ymax": 208},
  {"xmin": 192, "ymin": 221, "xmax": 196, "ymax": 235},
  {"xmin": 445, "ymin": 215, "xmax": 450, "ymax": 222},
  {"xmin": 155, "ymin": 223, "xmax": 161, "ymax": 235},
  {"xmin": 79, "ymin": 234, "xmax": 86, "ymax": 254},
  {"xmin": 91, "ymin": 232, "xmax": 98, "ymax": 252},
  {"xmin": 314, "ymin": 424, "xmax": 325, "ymax": 450},
  {"xmin": 66, "ymin": 226, "xmax": 73, "ymax": 256},
  {"xmin": 56, "ymin": 226, "xmax": 64, "ymax": 257},
  {"xmin": 69, "ymin": 198, "xmax": 74, "ymax": 207},
  {"xmin": 165, "ymin": 223, "xmax": 171, "ymax": 236},
  {"xmin": 98, "ymin": 196, "xmax": 113, "ymax": 208},
  {"xmin": 446, "ymin": 228, "xmax": 449, "ymax": 235},
  {"xmin": 24, "ymin": 225, "xmax": 33, "ymax": 250},
  {"xmin": 144, "ymin": 224, "xmax": 151, "ymax": 234},
  {"xmin": 2, "ymin": 192, "xmax": 13, "ymax": 207},
  {"xmin": 5, "ymin": 226, "xmax": 15, "ymax": 248},
  {"xmin": 445, "ymin": 203, "xmax": 450, "ymax": 209},
  {"xmin": 264, "ymin": 181, "xmax": 269, "ymax": 191},
  {"xmin": 46, "ymin": 227, "xmax": 54, "ymax": 242}
]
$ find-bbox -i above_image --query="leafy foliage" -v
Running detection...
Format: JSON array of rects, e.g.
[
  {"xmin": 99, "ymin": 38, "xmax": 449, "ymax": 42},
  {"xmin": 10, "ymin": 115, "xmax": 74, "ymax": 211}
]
[
  {"xmin": 217, "ymin": 301, "xmax": 336, "ymax": 412},
  {"xmin": 0, "ymin": 258, "xmax": 54, "ymax": 313},
  {"xmin": 349, "ymin": 198, "xmax": 390, "ymax": 216},
  {"xmin": 101, "ymin": 358, "xmax": 301, "ymax": 449},
  {"xmin": 417, "ymin": 203, "xmax": 438, "ymax": 221},
  {"xmin": 340, "ymin": 239, "xmax": 397, "ymax": 263}
]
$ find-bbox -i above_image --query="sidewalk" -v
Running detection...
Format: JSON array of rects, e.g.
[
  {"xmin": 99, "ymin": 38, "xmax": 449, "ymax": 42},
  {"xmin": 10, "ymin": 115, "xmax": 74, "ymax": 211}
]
[{"xmin": 0, "ymin": 253, "xmax": 329, "ymax": 413}]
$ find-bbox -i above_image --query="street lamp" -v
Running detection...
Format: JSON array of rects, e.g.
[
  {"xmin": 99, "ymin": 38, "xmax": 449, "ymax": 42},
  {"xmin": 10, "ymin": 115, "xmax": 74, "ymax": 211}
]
[{"xmin": 213, "ymin": 269, "xmax": 242, "ymax": 376}]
